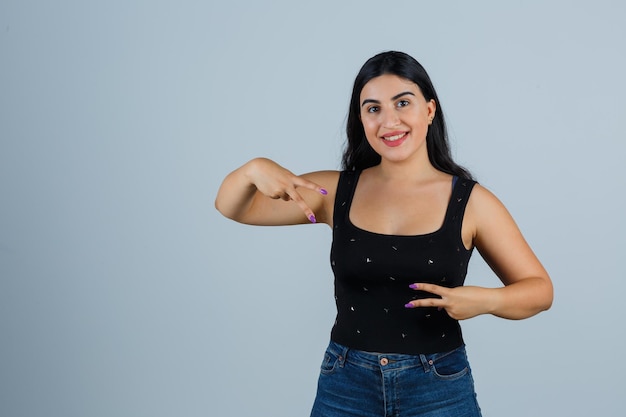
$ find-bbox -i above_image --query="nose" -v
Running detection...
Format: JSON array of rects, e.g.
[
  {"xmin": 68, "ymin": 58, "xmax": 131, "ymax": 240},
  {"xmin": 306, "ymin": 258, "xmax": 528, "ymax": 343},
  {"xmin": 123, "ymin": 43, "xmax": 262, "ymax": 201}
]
[{"xmin": 381, "ymin": 108, "xmax": 400, "ymax": 128}]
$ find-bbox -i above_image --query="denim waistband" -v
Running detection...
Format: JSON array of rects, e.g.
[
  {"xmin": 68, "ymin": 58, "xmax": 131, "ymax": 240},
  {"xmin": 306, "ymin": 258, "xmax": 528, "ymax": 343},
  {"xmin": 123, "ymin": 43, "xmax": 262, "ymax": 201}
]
[{"xmin": 326, "ymin": 339, "xmax": 465, "ymax": 373}]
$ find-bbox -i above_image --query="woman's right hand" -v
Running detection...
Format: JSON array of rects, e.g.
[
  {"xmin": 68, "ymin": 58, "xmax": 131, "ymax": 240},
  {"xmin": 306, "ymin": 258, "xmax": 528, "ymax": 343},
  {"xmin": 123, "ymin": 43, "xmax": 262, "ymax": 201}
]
[
  {"xmin": 215, "ymin": 158, "xmax": 336, "ymax": 226},
  {"xmin": 243, "ymin": 158, "xmax": 328, "ymax": 223}
]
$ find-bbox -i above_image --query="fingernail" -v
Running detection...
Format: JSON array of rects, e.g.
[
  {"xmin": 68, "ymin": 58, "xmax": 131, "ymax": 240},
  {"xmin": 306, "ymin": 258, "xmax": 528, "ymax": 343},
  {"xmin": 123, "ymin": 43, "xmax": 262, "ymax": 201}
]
[
  {"xmin": 309, "ymin": 214, "xmax": 317, "ymax": 223},
  {"xmin": 404, "ymin": 303, "xmax": 414, "ymax": 309},
  {"xmin": 409, "ymin": 284, "xmax": 419, "ymax": 289},
  {"xmin": 320, "ymin": 188, "xmax": 328, "ymax": 195}
]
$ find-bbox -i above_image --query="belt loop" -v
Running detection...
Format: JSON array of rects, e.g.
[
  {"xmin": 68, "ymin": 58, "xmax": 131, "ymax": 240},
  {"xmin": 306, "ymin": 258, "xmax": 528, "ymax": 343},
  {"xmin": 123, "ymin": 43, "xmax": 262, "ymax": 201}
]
[
  {"xmin": 338, "ymin": 344, "xmax": 349, "ymax": 368},
  {"xmin": 419, "ymin": 354, "xmax": 431, "ymax": 374}
]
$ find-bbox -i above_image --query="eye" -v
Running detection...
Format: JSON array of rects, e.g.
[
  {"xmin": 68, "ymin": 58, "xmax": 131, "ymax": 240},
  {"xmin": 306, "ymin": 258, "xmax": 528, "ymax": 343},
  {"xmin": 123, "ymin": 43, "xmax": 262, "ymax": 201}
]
[
  {"xmin": 366, "ymin": 106, "xmax": 380, "ymax": 113},
  {"xmin": 397, "ymin": 100, "xmax": 410, "ymax": 108}
]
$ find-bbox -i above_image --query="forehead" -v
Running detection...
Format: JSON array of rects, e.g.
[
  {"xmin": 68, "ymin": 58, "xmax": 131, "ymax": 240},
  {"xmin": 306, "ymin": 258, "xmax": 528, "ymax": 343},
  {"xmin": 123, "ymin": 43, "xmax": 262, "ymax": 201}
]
[{"xmin": 360, "ymin": 74, "xmax": 423, "ymax": 100}]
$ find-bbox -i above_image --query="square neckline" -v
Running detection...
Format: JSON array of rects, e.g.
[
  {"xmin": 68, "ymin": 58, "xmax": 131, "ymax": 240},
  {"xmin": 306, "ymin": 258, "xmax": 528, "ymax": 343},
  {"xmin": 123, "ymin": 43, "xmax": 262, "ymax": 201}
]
[{"xmin": 345, "ymin": 170, "xmax": 459, "ymax": 239}]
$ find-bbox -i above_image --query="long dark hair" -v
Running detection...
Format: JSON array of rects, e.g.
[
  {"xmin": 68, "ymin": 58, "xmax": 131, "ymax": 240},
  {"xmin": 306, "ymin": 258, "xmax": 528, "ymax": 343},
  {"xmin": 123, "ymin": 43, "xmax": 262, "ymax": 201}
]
[{"xmin": 342, "ymin": 51, "xmax": 473, "ymax": 179}]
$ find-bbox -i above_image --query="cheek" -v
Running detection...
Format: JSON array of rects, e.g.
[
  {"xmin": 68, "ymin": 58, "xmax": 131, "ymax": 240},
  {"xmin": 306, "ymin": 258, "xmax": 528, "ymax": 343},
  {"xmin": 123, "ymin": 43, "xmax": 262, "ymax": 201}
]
[
  {"xmin": 362, "ymin": 125, "xmax": 380, "ymax": 145},
  {"xmin": 360, "ymin": 117, "xmax": 379, "ymax": 136}
]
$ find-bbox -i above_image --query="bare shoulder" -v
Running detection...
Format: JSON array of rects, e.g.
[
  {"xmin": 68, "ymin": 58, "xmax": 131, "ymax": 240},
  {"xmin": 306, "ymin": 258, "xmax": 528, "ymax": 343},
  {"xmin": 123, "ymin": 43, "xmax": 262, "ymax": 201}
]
[
  {"xmin": 467, "ymin": 183, "xmax": 509, "ymax": 214},
  {"xmin": 301, "ymin": 170, "xmax": 341, "ymax": 186},
  {"xmin": 463, "ymin": 183, "xmax": 518, "ymax": 247}
]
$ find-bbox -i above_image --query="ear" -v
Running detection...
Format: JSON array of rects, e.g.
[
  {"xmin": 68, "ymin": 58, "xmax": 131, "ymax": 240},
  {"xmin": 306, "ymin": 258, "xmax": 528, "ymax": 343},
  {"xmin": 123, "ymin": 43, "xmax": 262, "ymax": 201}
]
[{"xmin": 427, "ymin": 99, "xmax": 437, "ymax": 121}]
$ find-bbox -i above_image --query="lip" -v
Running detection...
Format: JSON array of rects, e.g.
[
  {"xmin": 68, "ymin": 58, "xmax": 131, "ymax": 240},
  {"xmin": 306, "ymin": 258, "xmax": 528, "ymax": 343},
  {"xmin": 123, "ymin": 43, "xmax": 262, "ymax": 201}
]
[
  {"xmin": 381, "ymin": 130, "xmax": 406, "ymax": 138},
  {"xmin": 381, "ymin": 131, "xmax": 409, "ymax": 147}
]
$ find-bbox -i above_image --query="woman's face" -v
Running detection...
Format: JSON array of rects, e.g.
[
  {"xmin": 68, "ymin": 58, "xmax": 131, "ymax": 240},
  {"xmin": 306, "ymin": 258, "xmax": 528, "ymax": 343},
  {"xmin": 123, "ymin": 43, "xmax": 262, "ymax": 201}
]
[{"xmin": 359, "ymin": 74, "xmax": 436, "ymax": 164}]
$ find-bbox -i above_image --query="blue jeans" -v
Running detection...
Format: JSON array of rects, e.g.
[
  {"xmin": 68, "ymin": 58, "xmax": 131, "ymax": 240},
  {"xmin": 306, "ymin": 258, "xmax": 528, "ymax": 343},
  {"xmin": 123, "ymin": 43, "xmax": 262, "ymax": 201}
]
[{"xmin": 310, "ymin": 341, "xmax": 482, "ymax": 417}]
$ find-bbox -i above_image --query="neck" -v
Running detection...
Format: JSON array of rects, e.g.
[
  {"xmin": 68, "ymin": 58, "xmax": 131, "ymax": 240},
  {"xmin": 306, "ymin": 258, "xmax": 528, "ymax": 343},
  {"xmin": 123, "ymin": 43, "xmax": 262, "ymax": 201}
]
[{"xmin": 373, "ymin": 152, "xmax": 440, "ymax": 183}]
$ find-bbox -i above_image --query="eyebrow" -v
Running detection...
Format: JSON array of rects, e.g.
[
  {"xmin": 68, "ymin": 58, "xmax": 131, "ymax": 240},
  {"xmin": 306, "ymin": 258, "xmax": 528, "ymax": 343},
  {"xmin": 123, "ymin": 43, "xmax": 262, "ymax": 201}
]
[{"xmin": 361, "ymin": 91, "xmax": 416, "ymax": 108}]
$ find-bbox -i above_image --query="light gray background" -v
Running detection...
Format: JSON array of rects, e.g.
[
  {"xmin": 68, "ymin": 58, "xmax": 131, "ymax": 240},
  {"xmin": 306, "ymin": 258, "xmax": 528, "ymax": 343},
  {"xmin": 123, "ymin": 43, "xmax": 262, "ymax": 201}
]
[{"xmin": 1, "ymin": 1, "xmax": 624, "ymax": 416}]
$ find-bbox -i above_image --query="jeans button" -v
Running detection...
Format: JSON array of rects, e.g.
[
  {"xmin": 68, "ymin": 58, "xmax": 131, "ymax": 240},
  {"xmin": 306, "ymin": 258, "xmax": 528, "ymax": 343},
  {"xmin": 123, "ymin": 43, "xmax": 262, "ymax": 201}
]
[{"xmin": 380, "ymin": 358, "xmax": 389, "ymax": 366}]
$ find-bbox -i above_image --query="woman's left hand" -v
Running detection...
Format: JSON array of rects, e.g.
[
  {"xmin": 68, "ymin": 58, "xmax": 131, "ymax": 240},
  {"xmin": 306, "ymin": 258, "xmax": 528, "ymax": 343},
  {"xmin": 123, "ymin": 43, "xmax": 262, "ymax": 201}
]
[{"xmin": 405, "ymin": 283, "xmax": 499, "ymax": 321}]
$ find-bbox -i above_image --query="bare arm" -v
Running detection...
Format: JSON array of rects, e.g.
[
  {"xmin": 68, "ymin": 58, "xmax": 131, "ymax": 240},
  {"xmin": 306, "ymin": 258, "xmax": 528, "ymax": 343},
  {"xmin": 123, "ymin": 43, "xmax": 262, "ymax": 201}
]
[
  {"xmin": 470, "ymin": 185, "xmax": 553, "ymax": 318},
  {"xmin": 406, "ymin": 184, "xmax": 553, "ymax": 320},
  {"xmin": 215, "ymin": 157, "xmax": 338, "ymax": 226}
]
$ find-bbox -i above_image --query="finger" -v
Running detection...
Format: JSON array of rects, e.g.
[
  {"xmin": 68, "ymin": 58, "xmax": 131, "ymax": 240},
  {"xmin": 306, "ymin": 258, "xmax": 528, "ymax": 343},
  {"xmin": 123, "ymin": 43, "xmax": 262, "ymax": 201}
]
[
  {"xmin": 285, "ymin": 187, "xmax": 317, "ymax": 223},
  {"xmin": 408, "ymin": 283, "xmax": 446, "ymax": 296},
  {"xmin": 404, "ymin": 297, "xmax": 445, "ymax": 309},
  {"xmin": 293, "ymin": 176, "xmax": 328, "ymax": 196}
]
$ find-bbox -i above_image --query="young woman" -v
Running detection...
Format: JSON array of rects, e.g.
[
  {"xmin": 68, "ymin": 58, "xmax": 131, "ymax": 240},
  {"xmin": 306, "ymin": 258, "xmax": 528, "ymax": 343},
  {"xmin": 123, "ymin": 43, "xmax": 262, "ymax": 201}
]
[{"xmin": 215, "ymin": 51, "xmax": 553, "ymax": 417}]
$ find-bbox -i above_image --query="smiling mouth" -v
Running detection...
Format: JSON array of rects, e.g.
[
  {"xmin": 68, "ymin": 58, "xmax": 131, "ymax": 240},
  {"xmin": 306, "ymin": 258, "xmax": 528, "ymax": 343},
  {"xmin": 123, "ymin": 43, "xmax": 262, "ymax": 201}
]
[{"xmin": 382, "ymin": 132, "xmax": 408, "ymax": 142}]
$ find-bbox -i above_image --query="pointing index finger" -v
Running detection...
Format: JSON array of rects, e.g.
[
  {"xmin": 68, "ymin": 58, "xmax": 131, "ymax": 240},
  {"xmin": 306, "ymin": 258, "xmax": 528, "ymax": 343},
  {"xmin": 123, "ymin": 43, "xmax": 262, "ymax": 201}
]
[
  {"xmin": 293, "ymin": 176, "xmax": 328, "ymax": 196},
  {"xmin": 409, "ymin": 283, "xmax": 444, "ymax": 295}
]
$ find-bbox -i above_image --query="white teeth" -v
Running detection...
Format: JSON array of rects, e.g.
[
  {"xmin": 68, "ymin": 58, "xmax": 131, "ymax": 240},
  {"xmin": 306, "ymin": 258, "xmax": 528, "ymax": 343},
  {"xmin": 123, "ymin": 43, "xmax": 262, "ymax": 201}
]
[{"xmin": 384, "ymin": 133, "xmax": 405, "ymax": 141}]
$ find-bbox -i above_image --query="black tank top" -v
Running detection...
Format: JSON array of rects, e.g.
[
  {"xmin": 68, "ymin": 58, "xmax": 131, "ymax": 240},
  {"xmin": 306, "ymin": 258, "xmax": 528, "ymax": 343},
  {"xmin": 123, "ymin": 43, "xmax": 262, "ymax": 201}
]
[{"xmin": 330, "ymin": 170, "xmax": 477, "ymax": 354}]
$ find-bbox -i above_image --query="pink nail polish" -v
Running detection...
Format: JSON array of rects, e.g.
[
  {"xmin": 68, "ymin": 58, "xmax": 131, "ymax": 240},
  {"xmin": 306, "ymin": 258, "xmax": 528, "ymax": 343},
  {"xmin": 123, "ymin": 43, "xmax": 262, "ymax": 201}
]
[
  {"xmin": 320, "ymin": 188, "xmax": 328, "ymax": 195},
  {"xmin": 409, "ymin": 284, "xmax": 419, "ymax": 289},
  {"xmin": 404, "ymin": 303, "xmax": 414, "ymax": 308},
  {"xmin": 309, "ymin": 214, "xmax": 317, "ymax": 223}
]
